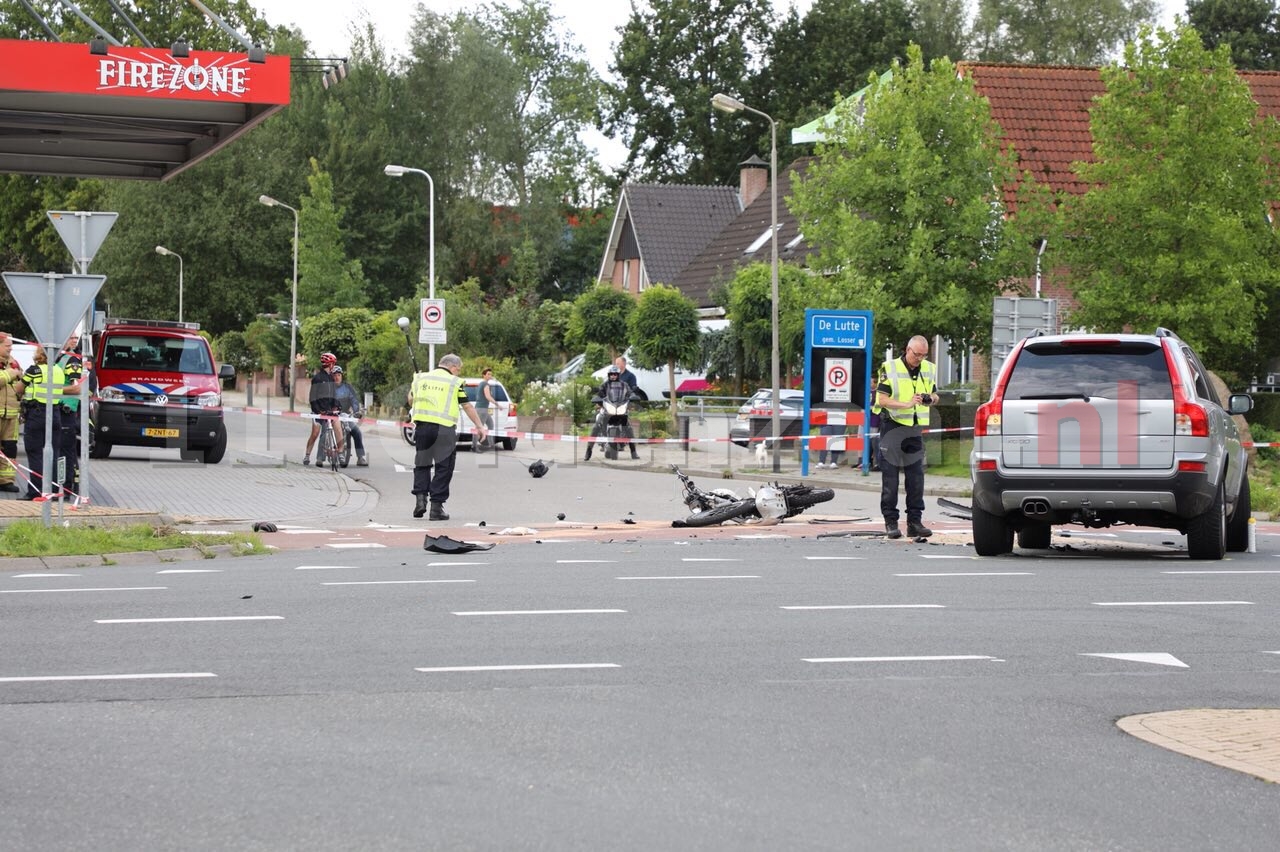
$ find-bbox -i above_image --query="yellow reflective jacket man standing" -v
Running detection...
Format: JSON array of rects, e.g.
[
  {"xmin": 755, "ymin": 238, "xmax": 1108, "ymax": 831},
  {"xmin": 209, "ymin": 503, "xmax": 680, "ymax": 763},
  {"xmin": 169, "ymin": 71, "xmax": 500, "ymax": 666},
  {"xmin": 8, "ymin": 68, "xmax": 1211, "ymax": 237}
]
[
  {"xmin": 872, "ymin": 335, "xmax": 939, "ymax": 539},
  {"xmin": 407, "ymin": 353, "xmax": 487, "ymax": 521},
  {"xmin": 20, "ymin": 348, "xmax": 75, "ymax": 500}
]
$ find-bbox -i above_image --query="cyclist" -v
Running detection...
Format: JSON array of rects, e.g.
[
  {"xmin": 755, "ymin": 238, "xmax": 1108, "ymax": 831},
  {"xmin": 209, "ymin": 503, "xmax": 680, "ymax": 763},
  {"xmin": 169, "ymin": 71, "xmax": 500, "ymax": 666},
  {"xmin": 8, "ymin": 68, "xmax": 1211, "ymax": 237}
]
[
  {"xmin": 303, "ymin": 352, "xmax": 344, "ymax": 466},
  {"xmin": 333, "ymin": 366, "xmax": 368, "ymax": 466}
]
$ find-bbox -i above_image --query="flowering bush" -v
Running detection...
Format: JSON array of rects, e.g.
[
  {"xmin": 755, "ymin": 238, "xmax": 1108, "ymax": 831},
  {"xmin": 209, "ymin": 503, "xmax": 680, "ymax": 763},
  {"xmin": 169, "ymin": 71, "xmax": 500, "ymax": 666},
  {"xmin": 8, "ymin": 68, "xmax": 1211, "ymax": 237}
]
[{"xmin": 519, "ymin": 380, "xmax": 577, "ymax": 420}]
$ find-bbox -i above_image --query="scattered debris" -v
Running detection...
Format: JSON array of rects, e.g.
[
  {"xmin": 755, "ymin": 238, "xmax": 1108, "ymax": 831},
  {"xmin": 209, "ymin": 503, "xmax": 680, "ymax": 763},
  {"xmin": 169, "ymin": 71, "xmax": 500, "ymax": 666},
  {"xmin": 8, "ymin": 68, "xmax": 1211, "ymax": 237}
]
[
  {"xmin": 252, "ymin": 521, "xmax": 278, "ymax": 533},
  {"xmin": 621, "ymin": 517, "xmax": 636, "ymax": 524},
  {"xmin": 495, "ymin": 526, "xmax": 538, "ymax": 536},
  {"xmin": 936, "ymin": 497, "xmax": 972, "ymax": 520},
  {"xmin": 424, "ymin": 533, "xmax": 495, "ymax": 554},
  {"xmin": 527, "ymin": 459, "xmax": 549, "ymax": 478},
  {"xmin": 556, "ymin": 513, "xmax": 566, "ymax": 520}
]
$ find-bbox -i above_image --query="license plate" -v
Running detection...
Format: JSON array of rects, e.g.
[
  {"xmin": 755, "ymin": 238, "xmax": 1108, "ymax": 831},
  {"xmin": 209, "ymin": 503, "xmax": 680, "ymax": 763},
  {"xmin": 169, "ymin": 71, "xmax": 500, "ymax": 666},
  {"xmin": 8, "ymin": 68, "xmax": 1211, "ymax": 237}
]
[{"xmin": 142, "ymin": 428, "xmax": 180, "ymax": 438}]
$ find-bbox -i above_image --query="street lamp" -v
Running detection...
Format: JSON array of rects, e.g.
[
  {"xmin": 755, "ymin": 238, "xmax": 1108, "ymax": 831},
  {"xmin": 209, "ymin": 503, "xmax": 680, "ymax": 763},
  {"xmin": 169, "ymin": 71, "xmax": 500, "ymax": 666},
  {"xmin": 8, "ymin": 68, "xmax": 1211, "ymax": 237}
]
[
  {"xmin": 154, "ymin": 245, "xmax": 184, "ymax": 323},
  {"xmin": 396, "ymin": 316, "xmax": 420, "ymax": 372},
  {"xmin": 384, "ymin": 163, "xmax": 436, "ymax": 367},
  {"xmin": 258, "ymin": 194, "xmax": 299, "ymax": 412},
  {"xmin": 712, "ymin": 92, "xmax": 781, "ymax": 472}
]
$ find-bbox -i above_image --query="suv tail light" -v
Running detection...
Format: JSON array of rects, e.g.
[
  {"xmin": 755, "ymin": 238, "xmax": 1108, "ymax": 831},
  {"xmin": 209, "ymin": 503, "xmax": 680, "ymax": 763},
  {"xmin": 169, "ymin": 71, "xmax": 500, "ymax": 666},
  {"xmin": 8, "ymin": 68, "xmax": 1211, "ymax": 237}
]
[
  {"xmin": 974, "ymin": 340, "xmax": 1023, "ymax": 437},
  {"xmin": 1162, "ymin": 341, "xmax": 1208, "ymax": 437}
]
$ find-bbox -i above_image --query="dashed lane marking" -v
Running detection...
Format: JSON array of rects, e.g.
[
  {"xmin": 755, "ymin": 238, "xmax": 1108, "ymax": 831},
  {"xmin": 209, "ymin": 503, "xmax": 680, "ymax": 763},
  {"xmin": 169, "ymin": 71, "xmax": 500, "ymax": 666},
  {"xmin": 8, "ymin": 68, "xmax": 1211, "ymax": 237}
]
[
  {"xmin": 1082, "ymin": 652, "xmax": 1189, "ymax": 668},
  {"xmin": 1162, "ymin": 570, "xmax": 1280, "ymax": 574},
  {"xmin": 804, "ymin": 655, "xmax": 1003, "ymax": 664},
  {"xmin": 616, "ymin": 575, "xmax": 759, "ymax": 581},
  {"xmin": 156, "ymin": 569, "xmax": 222, "ymax": 574},
  {"xmin": 452, "ymin": 609, "xmax": 626, "ymax": 616},
  {"xmin": 0, "ymin": 586, "xmax": 167, "ymax": 594},
  {"xmin": 415, "ymin": 663, "xmax": 619, "ymax": 673},
  {"xmin": 322, "ymin": 579, "xmax": 476, "ymax": 586},
  {"xmin": 95, "ymin": 616, "xmax": 284, "ymax": 624},
  {"xmin": 782, "ymin": 604, "xmax": 945, "ymax": 610},
  {"xmin": 0, "ymin": 672, "xmax": 216, "ymax": 683},
  {"xmin": 895, "ymin": 572, "xmax": 1034, "ymax": 577},
  {"xmin": 11, "ymin": 573, "xmax": 79, "ymax": 578},
  {"xmin": 1093, "ymin": 601, "xmax": 1253, "ymax": 607},
  {"xmin": 803, "ymin": 556, "xmax": 864, "ymax": 561},
  {"xmin": 327, "ymin": 543, "xmax": 387, "ymax": 549}
]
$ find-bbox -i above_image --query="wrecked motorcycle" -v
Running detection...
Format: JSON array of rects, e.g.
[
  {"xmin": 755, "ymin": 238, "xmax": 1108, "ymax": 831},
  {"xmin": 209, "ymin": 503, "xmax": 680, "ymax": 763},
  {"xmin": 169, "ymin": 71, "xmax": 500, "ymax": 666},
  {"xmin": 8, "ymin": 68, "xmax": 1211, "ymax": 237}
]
[{"xmin": 670, "ymin": 465, "xmax": 835, "ymax": 527}]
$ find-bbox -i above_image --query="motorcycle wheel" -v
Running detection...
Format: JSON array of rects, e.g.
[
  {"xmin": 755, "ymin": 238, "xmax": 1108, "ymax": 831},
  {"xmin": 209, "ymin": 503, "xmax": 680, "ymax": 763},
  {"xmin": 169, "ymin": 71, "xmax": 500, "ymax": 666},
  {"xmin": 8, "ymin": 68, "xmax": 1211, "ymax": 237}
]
[
  {"xmin": 683, "ymin": 499, "xmax": 757, "ymax": 527},
  {"xmin": 782, "ymin": 487, "xmax": 836, "ymax": 518}
]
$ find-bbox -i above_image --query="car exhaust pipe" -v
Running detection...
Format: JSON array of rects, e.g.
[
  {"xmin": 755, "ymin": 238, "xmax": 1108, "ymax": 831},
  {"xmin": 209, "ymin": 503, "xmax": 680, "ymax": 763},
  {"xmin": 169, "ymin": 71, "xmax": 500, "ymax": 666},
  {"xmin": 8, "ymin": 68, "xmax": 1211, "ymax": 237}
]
[{"xmin": 1021, "ymin": 498, "xmax": 1050, "ymax": 516}]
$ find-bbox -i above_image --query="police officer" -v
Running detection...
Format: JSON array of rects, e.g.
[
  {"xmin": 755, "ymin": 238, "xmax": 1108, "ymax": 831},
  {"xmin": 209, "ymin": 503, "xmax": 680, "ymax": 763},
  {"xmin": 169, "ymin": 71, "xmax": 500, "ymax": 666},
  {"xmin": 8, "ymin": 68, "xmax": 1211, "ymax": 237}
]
[
  {"xmin": 56, "ymin": 332, "xmax": 85, "ymax": 498},
  {"xmin": 21, "ymin": 348, "xmax": 75, "ymax": 500},
  {"xmin": 407, "ymin": 353, "xmax": 488, "ymax": 520},
  {"xmin": 873, "ymin": 335, "xmax": 938, "ymax": 539}
]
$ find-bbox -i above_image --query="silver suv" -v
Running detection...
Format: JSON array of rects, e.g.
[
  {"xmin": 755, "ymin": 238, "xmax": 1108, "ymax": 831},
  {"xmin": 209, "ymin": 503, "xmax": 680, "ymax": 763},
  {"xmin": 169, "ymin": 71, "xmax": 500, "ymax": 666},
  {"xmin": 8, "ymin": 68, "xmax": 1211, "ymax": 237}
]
[{"xmin": 970, "ymin": 328, "xmax": 1252, "ymax": 559}]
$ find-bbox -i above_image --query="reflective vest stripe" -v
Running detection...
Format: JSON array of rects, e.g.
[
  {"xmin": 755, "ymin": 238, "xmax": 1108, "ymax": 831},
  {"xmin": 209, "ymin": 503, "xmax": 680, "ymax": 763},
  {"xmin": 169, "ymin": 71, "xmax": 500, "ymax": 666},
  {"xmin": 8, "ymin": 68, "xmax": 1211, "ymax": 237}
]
[
  {"xmin": 23, "ymin": 364, "xmax": 67, "ymax": 405},
  {"xmin": 411, "ymin": 370, "xmax": 462, "ymax": 426}
]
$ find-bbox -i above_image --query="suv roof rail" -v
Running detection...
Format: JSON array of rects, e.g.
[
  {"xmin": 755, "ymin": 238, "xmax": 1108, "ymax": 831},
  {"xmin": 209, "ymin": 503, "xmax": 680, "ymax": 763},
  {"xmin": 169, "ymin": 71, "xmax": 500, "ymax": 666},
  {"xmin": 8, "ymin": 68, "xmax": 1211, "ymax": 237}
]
[
  {"xmin": 1154, "ymin": 326, "xmax": 1180, "ymax": 339},
  {"xmin": 105, "ymin": 318, "xmax": 201, "ymax": 331}
]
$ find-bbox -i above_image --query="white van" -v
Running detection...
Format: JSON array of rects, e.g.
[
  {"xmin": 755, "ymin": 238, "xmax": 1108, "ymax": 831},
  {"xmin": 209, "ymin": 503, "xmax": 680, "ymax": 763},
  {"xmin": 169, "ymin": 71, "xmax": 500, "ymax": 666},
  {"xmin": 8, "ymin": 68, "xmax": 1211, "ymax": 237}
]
[{"xmin": 458, "ymin": 376, "xmax": 517, "ymax": 450}]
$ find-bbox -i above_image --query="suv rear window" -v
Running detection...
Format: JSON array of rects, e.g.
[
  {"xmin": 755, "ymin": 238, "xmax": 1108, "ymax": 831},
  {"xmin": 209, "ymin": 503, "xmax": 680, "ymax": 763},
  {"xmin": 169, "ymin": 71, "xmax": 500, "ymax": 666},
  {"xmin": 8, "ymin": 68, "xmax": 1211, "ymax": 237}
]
[{"xmin": 1004, "ymin": 342, "xmax": 1173, "ymax": 401}]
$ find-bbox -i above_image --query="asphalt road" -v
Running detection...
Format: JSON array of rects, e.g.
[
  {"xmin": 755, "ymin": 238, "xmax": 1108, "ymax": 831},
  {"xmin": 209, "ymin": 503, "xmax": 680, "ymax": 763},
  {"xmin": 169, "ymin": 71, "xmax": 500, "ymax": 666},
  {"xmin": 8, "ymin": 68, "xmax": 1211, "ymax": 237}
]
[{"xmin": 2, "ymin": 538, "xmax": 1278, "ymax": 850}]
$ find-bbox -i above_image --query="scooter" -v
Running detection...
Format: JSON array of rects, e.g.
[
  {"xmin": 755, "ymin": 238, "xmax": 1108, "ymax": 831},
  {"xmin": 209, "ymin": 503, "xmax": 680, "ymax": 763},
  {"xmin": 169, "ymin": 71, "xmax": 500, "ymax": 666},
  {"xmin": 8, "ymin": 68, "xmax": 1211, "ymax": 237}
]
[
  {"xmin": 592, "ymin": 383, "xmax": 639, "ymax": 460},
  {"xmin": 670, "ymin": 465, "xmax": 836, "ymax": 527}
]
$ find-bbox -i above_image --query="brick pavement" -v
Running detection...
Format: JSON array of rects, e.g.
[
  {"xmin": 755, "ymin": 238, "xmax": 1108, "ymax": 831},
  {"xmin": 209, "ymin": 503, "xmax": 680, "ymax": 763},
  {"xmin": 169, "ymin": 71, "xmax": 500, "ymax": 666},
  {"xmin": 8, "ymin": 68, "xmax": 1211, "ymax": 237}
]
[{"xmin": 1118, "ymin": 709, "xmax": 1280, "ymax": 785}]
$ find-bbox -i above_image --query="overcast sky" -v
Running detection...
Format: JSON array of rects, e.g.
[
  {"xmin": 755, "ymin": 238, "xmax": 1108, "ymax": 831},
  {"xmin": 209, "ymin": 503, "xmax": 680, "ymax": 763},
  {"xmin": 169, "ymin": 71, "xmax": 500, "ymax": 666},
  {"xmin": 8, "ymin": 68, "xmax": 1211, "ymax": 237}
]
[{"xmin": 249, "ymin": 0, "xmax": 1185, "ymax": 167}]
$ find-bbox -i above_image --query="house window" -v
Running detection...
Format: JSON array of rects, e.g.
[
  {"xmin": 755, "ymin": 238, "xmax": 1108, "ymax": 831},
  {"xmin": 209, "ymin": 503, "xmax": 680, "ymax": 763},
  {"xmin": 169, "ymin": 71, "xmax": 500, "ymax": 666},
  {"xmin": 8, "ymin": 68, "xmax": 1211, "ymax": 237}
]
[{"xmin": 622, "ymin": 259, "xmax": 632, "ymax": 292}]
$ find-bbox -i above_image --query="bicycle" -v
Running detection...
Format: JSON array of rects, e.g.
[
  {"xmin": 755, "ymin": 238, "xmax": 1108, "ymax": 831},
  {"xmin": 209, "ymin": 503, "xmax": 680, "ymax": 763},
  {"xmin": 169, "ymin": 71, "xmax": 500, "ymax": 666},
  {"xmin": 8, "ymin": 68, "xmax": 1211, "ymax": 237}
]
[
  {"xmin": 318, "ymin": 414, "xmax": 343, "ymax": 472},
  {"xmin": 337, "ymin": 414, "xmax": 358, "ymax": 468}
]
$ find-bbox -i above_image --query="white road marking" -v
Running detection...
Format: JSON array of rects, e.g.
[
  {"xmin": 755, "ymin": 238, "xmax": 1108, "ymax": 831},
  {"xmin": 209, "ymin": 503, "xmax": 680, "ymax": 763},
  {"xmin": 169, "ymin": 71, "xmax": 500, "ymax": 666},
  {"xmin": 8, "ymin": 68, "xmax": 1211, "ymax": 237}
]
[
  {"xmin": 803, "ymin": 556, "xmax": 864, "ymax": 561},
  {"xmin": 1092, "ymin": 601, "xmax": 1253, "ymax": 607},
  {"xmin": 427, "ymin": 561, "xmax": 491, "ymax": 567},
  {"xmin": 322, "ymin": 579, "xmax": 476, "ymax": 586},
  {"xmin": 782, "ymin": 604, "xmax": 945, "ymax": 610},
  {"xmin": 11, "ymin": 573, "xmax": 79, "ymax": 578},
  {"xmin": 805, "ymin": 655, "xmax": 1002, "ymax": 663},
  {"xmin": 1162, "ymin": 570, "xmax": 1280, "ymax": 575},
  {"xmin": 681, "ymin": 558, "xmax": 742, "ymax": 562},
  {"xmin": 1082, "ymin": 652, "xmax": 1189, "ymax": 668},
  {"xmin": 415, "ymin": 663, "xmax": 619, "ymax": 673},
  {"xmin": 95, "ymin": 616, "xmax": 284, "ymax": 624},
  {"xmin": 279, "ymin": 528, "xmax": 334, "ymax": 535},
  {"xmin": 327, "ymin": 543, "xmax": 387, "ymax": 549},
  {"xmin": 0, "ymin": 672, "xmax": 216, "ymax": 683},
  {"xmin": 616, "ymin": 575, "xmax": 759, "ymax": 581},
  {"xmin": 156, "ymin": 569, "xmax": 222, "ymax": 574},
  {"xmin": 895, "ymin": 572, "xmax": 1034, "ymax": 577},
  {"xmin": 294, "ymin": 565, "xmax": 355, "ymax": 570},
  {"xmin": 919, "ymin": 555, "xmax": 975, "ymax": 560},
  {"xmin": 0, "ymin": 587, "xmax": 167, "ymax": 594},
  {"xmin": 556, "ymin": 560, "xmax": 617, "ymax": 564},
  {"xmin": 452, "ymin": 609, "xmax": 626, "ymax": 616}
]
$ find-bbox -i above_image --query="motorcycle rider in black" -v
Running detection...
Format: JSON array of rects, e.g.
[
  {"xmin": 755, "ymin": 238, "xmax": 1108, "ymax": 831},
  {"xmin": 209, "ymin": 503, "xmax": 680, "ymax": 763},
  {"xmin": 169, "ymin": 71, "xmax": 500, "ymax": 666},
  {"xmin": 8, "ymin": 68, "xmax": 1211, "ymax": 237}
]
[{"xmin": 585, "ymin": 366, "xmax": 639, "ymax": 461}]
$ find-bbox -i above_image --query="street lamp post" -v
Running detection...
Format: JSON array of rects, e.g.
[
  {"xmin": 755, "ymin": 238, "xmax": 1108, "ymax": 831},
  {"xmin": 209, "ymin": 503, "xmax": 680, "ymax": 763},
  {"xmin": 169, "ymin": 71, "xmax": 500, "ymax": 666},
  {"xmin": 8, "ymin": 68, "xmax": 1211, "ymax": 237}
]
[
  {"xmin": 384, "ymin": 164, "xmax": 435, "ymax": 368},
  {"xmin": 258, "ymin": 194, "xmax": 299, "ymax": 412},
  {"xmin": 712, "ymin": 92, "xmax": 781, "ymax": 472},
  {"xmin": 154, "ymin": 245, "xmax": 184, "ymax": 323}
]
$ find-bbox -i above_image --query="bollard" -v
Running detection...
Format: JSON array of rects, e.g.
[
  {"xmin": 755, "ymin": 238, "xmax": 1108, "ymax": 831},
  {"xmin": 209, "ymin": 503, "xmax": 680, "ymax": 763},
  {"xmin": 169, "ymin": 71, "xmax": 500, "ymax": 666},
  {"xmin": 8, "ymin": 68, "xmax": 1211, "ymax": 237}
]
[{"xmin": 1248, "ymin": 516, "xmax": 1257, "ymax": 553}]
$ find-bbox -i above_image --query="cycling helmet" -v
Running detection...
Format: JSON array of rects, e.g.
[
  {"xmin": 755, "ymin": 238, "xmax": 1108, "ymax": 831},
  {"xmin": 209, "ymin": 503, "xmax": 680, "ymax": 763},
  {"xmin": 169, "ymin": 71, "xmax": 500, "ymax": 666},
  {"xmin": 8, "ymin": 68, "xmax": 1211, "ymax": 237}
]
[
  {"xmin": 320, "ymin": 352, "xmax": 337, "ymax": 368},
  {"xmin": 332, "ymin": 366, "xmax": 343, "ymax": 374}
]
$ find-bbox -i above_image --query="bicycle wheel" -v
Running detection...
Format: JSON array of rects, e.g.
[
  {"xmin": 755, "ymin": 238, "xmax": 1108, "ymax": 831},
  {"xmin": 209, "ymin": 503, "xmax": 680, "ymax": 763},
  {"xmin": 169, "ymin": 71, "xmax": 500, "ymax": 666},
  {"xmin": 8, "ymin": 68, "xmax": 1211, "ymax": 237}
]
[
  {"xmin": 401, "ymin": 424, "xmax": 416, "ymax": 446},
  {"xmin": 783, "ymin": 487, "xmax": 836, "ymax": 516},
  {"xmin": 339, "ymin": 425, "xmax": 352, "ymax": 468},
  {"xmin": 326, "ymin": 425, "xmax": 339, "ymax": 472},
  {"xmin": 683, "ymin": 499, "xmax": 757, "ymax": 527}
]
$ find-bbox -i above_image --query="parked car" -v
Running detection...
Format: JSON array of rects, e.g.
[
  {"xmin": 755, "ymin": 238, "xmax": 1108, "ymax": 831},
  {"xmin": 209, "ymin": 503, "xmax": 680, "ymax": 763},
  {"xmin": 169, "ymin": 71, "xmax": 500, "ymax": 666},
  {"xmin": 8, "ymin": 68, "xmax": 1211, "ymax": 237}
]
[
  {"xmin": 458, "ymin": 376, "xmax": 517, "ymax": 451},
  {"xmin": 969, "ymin": 328, "xmax": 1252, "ymax": 559},
  {"xmin": 730, "ymin": 388, "xmax": 805, "ymax": 447}
]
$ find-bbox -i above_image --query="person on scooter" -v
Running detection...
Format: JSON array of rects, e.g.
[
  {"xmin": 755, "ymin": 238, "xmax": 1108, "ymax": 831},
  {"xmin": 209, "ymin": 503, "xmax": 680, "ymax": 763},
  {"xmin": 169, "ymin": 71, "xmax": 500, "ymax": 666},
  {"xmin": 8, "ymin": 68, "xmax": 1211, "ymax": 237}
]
[{"xmin": 585, "ymin": 366, "xmax": 639, "ymax": 461}]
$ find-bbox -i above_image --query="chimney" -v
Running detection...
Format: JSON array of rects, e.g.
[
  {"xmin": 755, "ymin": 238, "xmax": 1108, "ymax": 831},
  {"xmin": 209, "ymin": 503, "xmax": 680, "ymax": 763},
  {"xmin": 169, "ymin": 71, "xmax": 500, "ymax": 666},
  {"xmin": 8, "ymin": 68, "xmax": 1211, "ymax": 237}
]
[{"xmin": 738, "ymin": 155, "xmax": 768, "ymax": 208}]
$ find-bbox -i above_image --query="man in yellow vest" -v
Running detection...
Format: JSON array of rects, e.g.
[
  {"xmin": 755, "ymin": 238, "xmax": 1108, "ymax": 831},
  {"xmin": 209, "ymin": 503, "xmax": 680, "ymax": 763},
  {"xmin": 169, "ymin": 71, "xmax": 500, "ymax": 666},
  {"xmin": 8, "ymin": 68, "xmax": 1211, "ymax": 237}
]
[
  {"xmin": 408, "ymin": 353, "xmax": 488, "ymax": 520},
  {"xmin": 0, "ymin": 332, "xmax": 25, "ymax": 494},
  {"xmin": 873, "ymin": 335, "xmax": 938, "ymax": 539},
  {"xmin": 21, "ymin": 347, "xmax": 79, "ymax": 500}
]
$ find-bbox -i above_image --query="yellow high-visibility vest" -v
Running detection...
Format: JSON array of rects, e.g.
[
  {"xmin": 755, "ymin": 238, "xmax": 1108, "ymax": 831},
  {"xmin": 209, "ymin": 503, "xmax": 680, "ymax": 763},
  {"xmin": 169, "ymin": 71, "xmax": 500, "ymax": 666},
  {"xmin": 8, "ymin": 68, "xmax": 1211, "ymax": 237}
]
[
  {"xmin": 872, "ymin": 357, "xmax": 937, "ymax": 427},
  {"xmin": 22, "ymin": 363, "xmax": 67, "ymax": 406},
  {"xmin": 410, "ymin": 369, "xmax": 462, "ymax": 426}
]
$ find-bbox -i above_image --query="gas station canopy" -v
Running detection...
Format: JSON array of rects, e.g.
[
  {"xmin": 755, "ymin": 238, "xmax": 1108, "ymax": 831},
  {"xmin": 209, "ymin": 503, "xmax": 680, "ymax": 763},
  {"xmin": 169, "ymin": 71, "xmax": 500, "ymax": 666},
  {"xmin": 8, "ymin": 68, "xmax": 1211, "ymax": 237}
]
[{"xmin": 0, "ymin": 38, "xmax": 290, "ymax": 181}]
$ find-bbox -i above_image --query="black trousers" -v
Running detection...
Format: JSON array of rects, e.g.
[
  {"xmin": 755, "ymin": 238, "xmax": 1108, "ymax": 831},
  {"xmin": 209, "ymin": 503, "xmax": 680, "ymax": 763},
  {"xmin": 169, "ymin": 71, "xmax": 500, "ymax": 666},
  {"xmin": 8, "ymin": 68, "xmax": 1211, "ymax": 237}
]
[
  {"xmin": 878, "ymin": 422, "xmax": 925, "ymax": 524},
  {"xmin": 22, "ymin": 404, "xmax": 62, "ymax": 498},
  {"xmin": 412, "ymin": 421, "xmax": 458, "ymax": 504},
  {"xmin": 60, "ymin": 410, "xmax": 79, "ymax": 493}
]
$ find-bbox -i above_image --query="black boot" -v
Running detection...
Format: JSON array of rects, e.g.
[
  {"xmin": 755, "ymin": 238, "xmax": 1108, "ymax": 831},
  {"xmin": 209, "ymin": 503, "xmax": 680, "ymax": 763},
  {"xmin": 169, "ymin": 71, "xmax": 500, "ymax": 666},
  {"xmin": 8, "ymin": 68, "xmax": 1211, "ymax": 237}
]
[
  {"xmin": 884, "ymin": 521, "xmax": 902, "ymax": 539},
  {"xmin": 630, "ymin": 446, "xmax": 640, "ymax": 460},
  {"xmin": 907, "ymin": 520, "xmax": 933, "ymax": 538},
  {"xmin": 429, "ymin": 502, "xmax": 449, "ymax": 521},
  {"xmin": 413, "ymin": 493, "xmax": 427, "ymax": 519}
]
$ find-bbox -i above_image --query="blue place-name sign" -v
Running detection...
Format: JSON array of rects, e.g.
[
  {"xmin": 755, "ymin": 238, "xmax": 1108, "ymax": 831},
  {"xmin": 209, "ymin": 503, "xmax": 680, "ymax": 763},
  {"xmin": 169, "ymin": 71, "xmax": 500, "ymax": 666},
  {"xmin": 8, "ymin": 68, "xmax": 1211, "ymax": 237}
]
[{"xmin": 809, "ymin": 313, "xmax": 866, "ymax": 348}]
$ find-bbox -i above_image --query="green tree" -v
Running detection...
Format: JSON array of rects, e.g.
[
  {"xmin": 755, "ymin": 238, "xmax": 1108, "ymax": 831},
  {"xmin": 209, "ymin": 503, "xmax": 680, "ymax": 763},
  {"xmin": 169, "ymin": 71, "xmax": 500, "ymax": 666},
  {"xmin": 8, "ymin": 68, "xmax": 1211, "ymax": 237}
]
[
  {"xmin": 1062, "ymin": 24, "xmax": 1280, "ymax": 379},
  {"xmin": 790, "ymin": 46, "xmax": 1028, "ymax": 357},
  {"xmin": 299, "ymin": 307, "xmax": 375, "ymax": 368},
  {"xmin": 723, "ymin": 262, "xmax": 812, "ymax": 389},
  {"xmin": 607, "ymin": 0, "xmax": 773, "ymax": 183},
  {"xmin": 973, "ymin": 0, "xmax": 1156, "ymax": 64},
  {"xmin": 910, "ymin": 0, "xmax": 971, "ymax": 63},
  {"xmin": 569, "ymin": 285, "xmax": 634, "ymax": 357},
  {"xmin": 1188, "ymin": 0, "xmax": 1280, "ymax": 70},
  {"xmin": 298, "ymin": 159, "xmax": 369, "ymax": 315},
  {"xmin": 628, "ymin": 285, "xmax": 701, "ymax": 418}
]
